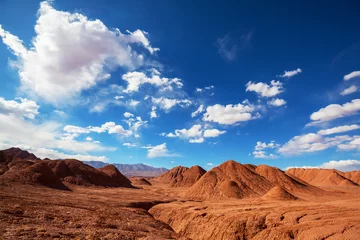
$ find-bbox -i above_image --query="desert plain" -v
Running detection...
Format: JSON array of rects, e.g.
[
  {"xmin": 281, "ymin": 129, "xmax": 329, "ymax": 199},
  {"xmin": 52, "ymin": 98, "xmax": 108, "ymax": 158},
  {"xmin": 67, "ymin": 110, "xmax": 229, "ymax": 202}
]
[{"xmin": 1, "ymin": 148, "xmax": 360, "ymax": 240}]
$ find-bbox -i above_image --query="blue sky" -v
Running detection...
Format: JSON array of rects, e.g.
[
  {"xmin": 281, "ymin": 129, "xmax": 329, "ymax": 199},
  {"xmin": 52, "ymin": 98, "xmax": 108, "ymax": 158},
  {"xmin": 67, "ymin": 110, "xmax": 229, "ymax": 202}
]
[{"xmin": 0, "ymin": 0, "xmax": 360, "ymax": 171}]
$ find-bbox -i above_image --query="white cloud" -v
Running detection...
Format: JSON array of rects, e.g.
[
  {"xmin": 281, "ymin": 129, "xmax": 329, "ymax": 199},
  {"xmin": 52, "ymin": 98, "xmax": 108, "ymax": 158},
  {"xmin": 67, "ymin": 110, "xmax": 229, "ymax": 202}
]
[
  {"xmin": 203, "ymin": 129, "xmax": 226, "ymax": 138},
  {"xmin": 122, "ymin": 70, "xmax": 183, "ymax": 93},
  {"xmin": 64, "ymin": 121, "xmax": 133, "ymax": 137},
  {"xmin": 0, "ymin": 97, "xmax": 39, "ymax": 119},
  {"xmin": 124, "ymin": 112, "xmax": 134, "ymax": 118},
  {"xmin": 164, "ymin": 124, "xmax": 226, "ymax": 143},
  {"xmin": 189, "ymin": 137, "xmax": 205, "ymax": 143},
  {"xmin": 123, "ymin": 115, "xmax": 147, "ymax": 133},
  {"xmin": 85, "ymin": 137, "xmax": 93, "ymax": 141},
  {"xmin": 115, "ymin": 95, "xmax": 125, "ymax": 100},
  {"xmin": 253, "ymin": 150, "xmax": 276, "ymax": 159},
  {"xmin": 246, "ymin": 80, "xmax": 283, "ymax": 97},
  {"xmin": 166, "ymin": 124, "xmax": 203, "ymax": 140},
  {"xmin": 126, "ymin": 99, "xmax": 140, "ymax": 107},
  {"xmin": 340, "ymin": 85, "xmax": 358, "ymax": 96},
  {"xmin": 104, "ymin": 122, "xmax": 133, "ymax": 135},
  {"xmin": 123, "ymin": 142, "xmax": 137, "ymax": 148},
  {"xmin": 255, "ymin": 141, "xmax": 280, "ymax": 150},
  {"xmin": 279, "ymin": 133, "xmax": 327, "ymax": 155},
  {"xmin": 141, "ymin": 143, "xmax": 179, "ymax": 158},
  {"xmin": 151, "ymin": 97, "xmax": 192, "ymax": 111},
  {"xmin": 252, "ymin": 141, "xmax": 279, "ymax": 159},
  {"xmin": 125, "ymin": 30, "xmax": 159, "ymax": 54},
  {"xmin": 196, "ymin": 85, "xmax": 214, "ymax": 93},
  {"xmin": 268, "ymin": 98, "xmax": 286, "ymax": 107},
  {"xmin": 191, "ymin": 104, "xmax": 205, "ymax": 117},
  {"xmin": 279, "ymin": 133, "xmax": 359, "ymax": 155},
  {"xmin": 320, "ymin": 160, "xmax": 360, "ymax": 171},
  {"xmin": 338, "ymin": 136, "xmax": 360, "ymax": 150},
  {"xmin": 280, "ymin": 68, "xmax": 302, "ymax": 78},
  {"xmin": 344, "ymin": 71, "xmax": 360, "ymax": 81},
  {"xmin": 207, "ymin": 162, "xmax": 214, "ymax": 166},
  {"xmin": 0, "ymin": 1, "xmax": 159, "ymax": 105},
  {"xmin": 202, "ymin": 102, "xmax": 257, "ymax": 125},
  {"xmin": 64, "ymin": 125, "xmax": 89, "ymax": 134},
  {"xmin": 0, "ymin": 113, "xmax": 114, "ymax": 157},
  {"xmin": 309, "ymin": 99, "xmax": 360, "ymax": 124},
  {"xmin": 287, "ymin": 160, "xmax": 360, "ymax": 172},
  {"xmin": 149, "ymin": 106, "xmax": 158, "ymax": 119},
  {"xmin": 318, "ymin": 124, "xmax": 360, "ymax": 136},
  {"xmin": 31, "ymin": 147, "xmax": 109, "ymax": 162}
]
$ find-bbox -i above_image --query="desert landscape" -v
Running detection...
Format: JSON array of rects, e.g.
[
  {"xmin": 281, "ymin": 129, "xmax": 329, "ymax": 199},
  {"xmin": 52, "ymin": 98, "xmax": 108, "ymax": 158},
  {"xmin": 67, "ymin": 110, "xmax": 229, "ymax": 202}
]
[
  {"xmin": 1, "ymin": 147, "xmax": 360, "ymax": 240},
  {"xmin": 0, "ymin": 1, "xmax": 359, "ymax": 239}
]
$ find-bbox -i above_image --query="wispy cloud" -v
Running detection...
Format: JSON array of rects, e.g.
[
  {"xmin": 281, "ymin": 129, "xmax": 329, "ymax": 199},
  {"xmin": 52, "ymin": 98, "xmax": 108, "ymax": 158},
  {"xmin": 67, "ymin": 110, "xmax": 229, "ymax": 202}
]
[{"xmin": 216, "ymin": 30, "xmax": 253, "ymax": 61}]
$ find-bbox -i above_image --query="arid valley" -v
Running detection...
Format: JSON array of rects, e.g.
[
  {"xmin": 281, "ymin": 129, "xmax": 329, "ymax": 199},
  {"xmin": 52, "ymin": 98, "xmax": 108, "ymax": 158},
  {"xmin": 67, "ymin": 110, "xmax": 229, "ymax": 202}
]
[
  {"xmin": 1, "ymin": 148, "xmax": 360, "ymax": 240},
  {"xmin": 1, "ymin": 0, "xmax": 360, "ymax": 239}
]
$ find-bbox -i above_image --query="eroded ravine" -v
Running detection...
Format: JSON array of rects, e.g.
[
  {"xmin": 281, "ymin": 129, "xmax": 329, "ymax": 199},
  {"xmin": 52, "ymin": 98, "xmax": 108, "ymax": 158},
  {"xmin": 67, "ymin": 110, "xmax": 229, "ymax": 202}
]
[{"xmin": 148, "ymin": 200, "xmax": 360, "ymax": 240}]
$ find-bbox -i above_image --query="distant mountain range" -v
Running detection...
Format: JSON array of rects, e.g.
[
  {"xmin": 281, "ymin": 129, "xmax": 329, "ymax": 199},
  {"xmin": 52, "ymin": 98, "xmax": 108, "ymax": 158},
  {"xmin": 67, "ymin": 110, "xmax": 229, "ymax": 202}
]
[{"xmin": 83, "ymin": 161, "xmax": 168, "ymax": 177}]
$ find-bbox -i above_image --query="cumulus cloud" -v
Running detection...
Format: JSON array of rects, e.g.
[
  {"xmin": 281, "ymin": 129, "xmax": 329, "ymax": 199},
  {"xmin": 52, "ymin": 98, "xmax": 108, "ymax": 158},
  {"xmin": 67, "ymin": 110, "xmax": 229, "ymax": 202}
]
[
  {"xmin": 253, "ymin": 150, "xmax": 276, "ymax": 159},
  {"xmin": 279, "ymin": 133, "xmax": 358, "ymax": 155},
  {"xmin": 126, "ymin": 99, "xmax": 140, "ymax": 107},
  {"xmin": 320, "ymin": 160, "xmax": 360, "ymax": 171},
  {"xmin": 191, "ymin": 104, "xmax": 205, "ymax": 117},
  {"xmin": 246, "ymin": 80, "xmax": 283, "ymax": 97},
  {"xmin": 30, "ymin": 147, "xmax": 109, "ymax": 162},
  {"xmin": 124, "ymin": 112, "xmax": 134, "ymax": 118},
  {"xmin": 165, "ymin": 124, "xmax": 203, "ymax": 143},
  {"xmin": 309, "ymin": 99, "xmax": 360, "ymax": 124},
  {"xmin": 141, "ymin": 143, "xmax": 179, "ymax": 158},
  {"xmin": 164, "ymin": 124, "xmax": 226, "ymax": 143},
  {"xmin": 340, "ymin": 85, "xmax": 358, "ymax": 96},
  {"xmin": 268, "ymin": 98, "xmax": 286, "ymax": 107},
  {"xmin": 63, "ymin": 125, "xmax": 89, "ymax": 134},
  {"xmin": 0, "ymin": 1, "xmax": 159, "ymax": 105},
  {"xmin": 121, "ymin": 70, "xmax": 183, "ymax": 93},
  {"xmin": 123, "ymin": 115, "xmax": 147, "ymax": 133},
  {"xmin": 252, "ymin": 140, "xmax": 279, "ymax": 159},
  {"xmin": 0, "ymin": 97, "xmax": 39, "ymax": 119},
  {"xmin": 0, "ymin": 113, "xmax": 114, "ymax": 162},
  {"xmin": 149, "ymin": 106, "xmax": 158, "ymax": 119},
  {"xmin": 280, "ymin": 68, "xmax": 302, "ymax": 78},
  {"xmin": 287, "ymin": 160, "xmax": 360, "ymax": 172},
  {"xmin": 202, "ymin": 102, "xmax": 257, "ymax": 125},
  {"xmin": 189, "ymin": 137, "xmax": 205, "ymax": 143},
  {"xmin": 123, "ymin": 142, "xmax": 137, "ymax": 148},
  {"xmin": 64, "ymin": 121, "xmax": 133, "ymax": 137},
  {"xmin": 337, "ymin": 136, "xmax": 360, "ymax": 150},
  {"xmin": 317, "ymin": 124, "xmax": 360, "ymax": 136},
  {"xmin": 255, "ymin": 141, "xmax": 280, "ymax": 150},
  {"xmin": 203, "ymin": 129, "xmax": 226, "ymax": 138},
  {"xmin": 151, "ymin": 97, "xmax": 192, "ymax": 111},
  {"xmin": 344, "ymin": 71, "xmax": 360, "ymax": 81}
]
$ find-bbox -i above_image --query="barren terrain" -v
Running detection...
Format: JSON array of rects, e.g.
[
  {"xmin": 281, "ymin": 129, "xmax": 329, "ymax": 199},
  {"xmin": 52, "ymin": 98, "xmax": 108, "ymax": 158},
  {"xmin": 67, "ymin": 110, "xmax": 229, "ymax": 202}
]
[{"xmin": 1, "ymin": 148, "xmax": 360, "ymax": 239}]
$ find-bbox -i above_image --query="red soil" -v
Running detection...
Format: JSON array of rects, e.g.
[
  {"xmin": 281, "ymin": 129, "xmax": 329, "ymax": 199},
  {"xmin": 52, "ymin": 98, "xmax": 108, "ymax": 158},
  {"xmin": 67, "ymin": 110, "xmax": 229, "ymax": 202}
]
[
  {"xmin": 186, "ymin": 160, "xmax": 273, "ymax": 200},
  {"xmin": 286, "ymin": 168, "xmax": 360, "ymax": 188},
  {"xmin": 171, "ymin": 165, "xmax": 206, "ymax": 187},
  {"xmin": 262, "ymin": 186, "xmax": 299, "ymax": 201}
]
